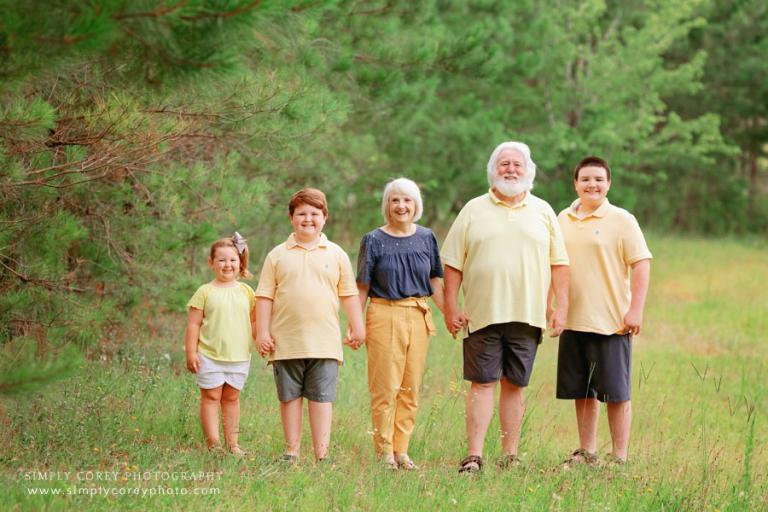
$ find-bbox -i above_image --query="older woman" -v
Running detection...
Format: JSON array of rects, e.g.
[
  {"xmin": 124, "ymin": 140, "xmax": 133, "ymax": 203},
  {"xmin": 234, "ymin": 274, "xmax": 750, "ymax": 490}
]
[{"xmin": 356, "ymin": 177, "xmax": 445, "ymax": 470}]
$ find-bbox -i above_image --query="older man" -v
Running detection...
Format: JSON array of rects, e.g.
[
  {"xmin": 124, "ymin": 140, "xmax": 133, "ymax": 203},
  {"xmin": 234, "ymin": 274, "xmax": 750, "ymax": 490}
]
[{"xmin": 442, "ymin": 141, "xmax": 569, "ymax": 473}]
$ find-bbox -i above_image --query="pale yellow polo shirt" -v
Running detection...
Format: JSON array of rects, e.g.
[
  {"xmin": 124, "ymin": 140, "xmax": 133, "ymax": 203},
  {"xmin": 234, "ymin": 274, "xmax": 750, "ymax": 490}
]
[
  {"xmin": 187, "ymin": 282, "xmax": 256, "ymax": 362},
  {"xmin": 441, "ymin": 190, "xmax": 569, "ymax": 332},
  {"xmin": 255, "ymin": 233, "xmax": 358, "ymax": 363},
  {"xmin": 558, "ymin": 198, "xmax": 652, "ymax": 335}
]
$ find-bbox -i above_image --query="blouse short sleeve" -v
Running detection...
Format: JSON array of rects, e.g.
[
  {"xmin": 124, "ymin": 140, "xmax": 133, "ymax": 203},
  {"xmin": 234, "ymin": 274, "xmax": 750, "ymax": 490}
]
[
  {"xmin": 187, "ymin": 284, "xmax": 209, "ymax": 310},
  {"xmin": 255, "ymin": 253, "xmax": 277, "ymax": 299},
  {"xmin": 356, "ymin": 232, "xmax": 376, "ymax": 285}
]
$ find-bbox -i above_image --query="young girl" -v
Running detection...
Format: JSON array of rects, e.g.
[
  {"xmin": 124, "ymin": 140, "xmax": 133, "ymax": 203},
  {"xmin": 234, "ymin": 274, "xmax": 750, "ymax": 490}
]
[{"xmin": 184, "ymin": 233, "xmax": 256, "ymax": 455}]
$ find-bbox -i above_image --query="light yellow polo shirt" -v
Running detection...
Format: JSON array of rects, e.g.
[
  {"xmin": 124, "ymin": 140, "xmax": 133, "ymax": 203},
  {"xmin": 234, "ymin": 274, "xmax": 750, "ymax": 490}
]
[
  {"xmin": 255, "ymin": 233, "xmax": 358, "ymax": 363},
  {"xmin": 558, "ymin": 198, "xmax": 652, "ymax": 335},
  {"xmin": 441, "ymin": 189, "xmax": 569, "ymax": 332},
  {"xmin": 187, "ymin": 282, "xmax": 256, "ymax": 362}
]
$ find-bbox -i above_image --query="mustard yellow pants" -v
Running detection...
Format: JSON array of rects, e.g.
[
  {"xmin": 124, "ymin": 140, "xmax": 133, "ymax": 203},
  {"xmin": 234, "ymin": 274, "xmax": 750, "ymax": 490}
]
[{"xmin": 366, "ymin": 297, "xmax": 435, "ymax": 456}]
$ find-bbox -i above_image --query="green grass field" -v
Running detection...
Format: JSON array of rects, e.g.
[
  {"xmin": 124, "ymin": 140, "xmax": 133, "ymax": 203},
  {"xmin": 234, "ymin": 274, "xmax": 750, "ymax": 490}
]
[{"xmin": 2, "ymin": 235, "xmax": 766, "ymax": 511}]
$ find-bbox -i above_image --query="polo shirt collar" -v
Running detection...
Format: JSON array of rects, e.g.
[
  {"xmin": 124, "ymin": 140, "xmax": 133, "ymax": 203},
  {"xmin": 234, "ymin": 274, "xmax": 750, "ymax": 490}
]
[
  {"xmin": 488, "ymin": 188, "xmax": 529, "ymax": 209},
  {"xmin": 566, "ymin": 198, "xmax": 611, "ymax": 219},
  {"xmin": 286, "ymin": 232, "xmax": 329, "ymax": 249}
]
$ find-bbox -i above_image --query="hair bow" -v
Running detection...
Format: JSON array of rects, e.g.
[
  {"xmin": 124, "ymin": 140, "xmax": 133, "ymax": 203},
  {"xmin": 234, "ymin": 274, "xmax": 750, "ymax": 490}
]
[{"xmin": 232, "ymin": 232, "xmax": 247, "ymax": 254}]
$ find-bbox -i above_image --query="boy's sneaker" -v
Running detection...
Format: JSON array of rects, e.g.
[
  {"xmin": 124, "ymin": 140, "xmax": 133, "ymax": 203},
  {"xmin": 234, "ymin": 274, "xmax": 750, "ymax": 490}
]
[
  {"xmin": 497, "ymin": 454, "xmax": 524, "ymax": 469},
  {"xmin": 602, "ymin": 454, "xmax": 627, "ymax": 468},
  {"xmin": 280, "ymin": 453, "xmax": 299, "ymax": 465}
]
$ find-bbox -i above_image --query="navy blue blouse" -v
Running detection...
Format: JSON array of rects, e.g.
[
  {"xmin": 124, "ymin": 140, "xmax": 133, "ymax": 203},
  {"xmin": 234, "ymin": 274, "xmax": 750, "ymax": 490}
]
[{"xmin": 356, "ymin": 226, "xmax": 443, "ymax": 299}]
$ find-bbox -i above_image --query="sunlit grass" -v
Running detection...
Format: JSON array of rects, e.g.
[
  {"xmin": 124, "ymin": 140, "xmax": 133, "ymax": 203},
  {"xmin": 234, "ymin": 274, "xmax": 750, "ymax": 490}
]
[{"xmin": 2, "ymin": 234, "xmax": 766, "ymax": 510}]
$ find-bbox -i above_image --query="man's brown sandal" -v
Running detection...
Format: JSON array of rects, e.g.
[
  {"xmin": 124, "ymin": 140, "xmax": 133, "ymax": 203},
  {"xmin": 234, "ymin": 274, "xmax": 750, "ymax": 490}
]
[
  {"xmin": 561, "ymin": 448, "xmax": 599, "ymax": 470},
  {"xmin": 458, "ymin": 455, "xmax": 483, "ymax": 474}
]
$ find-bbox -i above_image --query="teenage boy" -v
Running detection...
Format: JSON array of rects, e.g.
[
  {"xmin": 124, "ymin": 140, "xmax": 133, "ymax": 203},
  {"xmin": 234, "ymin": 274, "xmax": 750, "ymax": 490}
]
[{"xmin": 556, "ymin": 156, "xmax": 652, "ymax": 467}]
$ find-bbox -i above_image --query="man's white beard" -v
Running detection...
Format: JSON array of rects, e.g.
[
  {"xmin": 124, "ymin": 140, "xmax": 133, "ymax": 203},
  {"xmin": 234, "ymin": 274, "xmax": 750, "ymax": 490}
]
[{"xmin": 492, "ymin": 176, "xmax": 529, "ymax": 197}]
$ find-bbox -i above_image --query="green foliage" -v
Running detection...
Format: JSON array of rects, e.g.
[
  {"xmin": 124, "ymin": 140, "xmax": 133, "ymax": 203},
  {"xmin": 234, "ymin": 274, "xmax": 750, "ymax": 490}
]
[
  {"xmin": 0, "ymin": 340, "xmax": 83, "ymax": 396},
  {"xmin": 0, "ymin": 0, "xmax": 765, "ymax": 394}
]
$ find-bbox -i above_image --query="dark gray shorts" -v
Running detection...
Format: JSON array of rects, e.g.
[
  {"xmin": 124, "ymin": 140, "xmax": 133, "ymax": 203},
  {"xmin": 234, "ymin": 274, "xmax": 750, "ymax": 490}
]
[
  {"xmin": 463, "ymin": 322, "xmax": 542, "ymax": 386},
  {"xmin": 556, "ymin": 330, "xmax": 632, "ymax": 402},
  {"xmin": 273, "ymin": 359, "xmax": 339, "ymax": 403}
]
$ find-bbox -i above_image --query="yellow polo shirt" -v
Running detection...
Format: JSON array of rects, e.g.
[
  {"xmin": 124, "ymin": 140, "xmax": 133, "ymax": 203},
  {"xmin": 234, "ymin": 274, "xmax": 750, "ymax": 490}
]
[
  {"xmin": 187, "ymin": 282, "xmax": 256, "ymax": 362},
  {"xmin": 255, "ymin": 233, "xmax": 358, "ymax": 363},
  {"xmin": 441, "ymin": 189, "xmax": 569, "ymax": 332},
  {"xmin": 558, "ymin": 198, "xmax": 652, "ymax": 335}
]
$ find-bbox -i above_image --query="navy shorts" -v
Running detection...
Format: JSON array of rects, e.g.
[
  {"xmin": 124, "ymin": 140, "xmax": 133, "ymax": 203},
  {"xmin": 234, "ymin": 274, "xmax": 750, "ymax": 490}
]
[
  {"xmin": 273, "ymin": 359, "xmax": 339, "ymax": 403},
  {"xmin": 556, "ymin": 330, "xmax": 632, "ymax": 402},
  {"xmin": 463, "ymin": 322, "xmax": 542, "ymax": 386}
]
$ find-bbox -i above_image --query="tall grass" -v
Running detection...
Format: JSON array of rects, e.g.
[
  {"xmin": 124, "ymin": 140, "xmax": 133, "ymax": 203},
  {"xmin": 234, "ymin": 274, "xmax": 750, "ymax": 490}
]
[{"xmin": 2, "ymin": 235, "xmax": 766, "ymax": 511}]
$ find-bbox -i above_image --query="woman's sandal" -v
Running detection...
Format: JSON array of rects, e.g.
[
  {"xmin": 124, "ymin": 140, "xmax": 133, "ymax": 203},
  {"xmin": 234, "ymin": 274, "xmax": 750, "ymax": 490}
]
[
  {"xmin": 396, "ymin": 454, "xmax": 418, "ymax": 471},
  {"xmin": 458, "ymin": 455, "xmax": 483, "ymax": 474}
]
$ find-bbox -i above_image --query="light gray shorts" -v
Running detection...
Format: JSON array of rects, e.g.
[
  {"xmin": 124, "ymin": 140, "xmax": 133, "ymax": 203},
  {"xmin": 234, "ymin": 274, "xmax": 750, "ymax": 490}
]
[
  {"xmin": 272, "ymin": 358, "xmax": 339, "ymax": 403},
  {"xmin": 196, "ymin": 352, "xmax": 250, "ymax": 390}
]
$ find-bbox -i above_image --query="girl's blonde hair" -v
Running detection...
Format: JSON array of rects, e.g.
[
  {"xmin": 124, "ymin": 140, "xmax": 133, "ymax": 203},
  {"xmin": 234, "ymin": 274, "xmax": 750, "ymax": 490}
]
[{"xmin": 208, "ymin": 235, "xmax": 252, "ymax": 279}]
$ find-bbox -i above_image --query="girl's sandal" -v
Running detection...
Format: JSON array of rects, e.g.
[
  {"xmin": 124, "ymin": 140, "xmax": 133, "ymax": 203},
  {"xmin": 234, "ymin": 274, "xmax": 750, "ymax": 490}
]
[
  {"xmin": 458, "ymin": 455, "xmax": 483, "ymax": 474},
  {"xmin": 381, "ymin": 456, "xmax": 399, "ymax": 471},
  {"xmin": 229, "ymin": 445, "xmax": 246, "ymax": 457},
  {"xmin": 396, "ymin": 455, "xmax": 418, "ymax": 471},
  {"xmin": 207, "ymin": 444, "xmax": 226, "ymax": 456}
]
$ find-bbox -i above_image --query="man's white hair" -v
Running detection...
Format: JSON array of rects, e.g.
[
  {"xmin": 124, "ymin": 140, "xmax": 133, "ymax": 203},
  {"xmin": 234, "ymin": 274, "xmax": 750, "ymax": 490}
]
[
  {"xmin": 486, "ymin": 141, "xmax": 537, "ymax": 191},
  {"xmin": 381, "ymin": 177, "xmax": 423, "ymax": 223}
]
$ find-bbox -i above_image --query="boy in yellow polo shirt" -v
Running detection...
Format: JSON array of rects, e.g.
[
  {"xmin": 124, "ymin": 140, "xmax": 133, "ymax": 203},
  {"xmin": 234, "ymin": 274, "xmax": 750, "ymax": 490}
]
[
  {"xmin": 255, "ymin": 188, "xmax": 366, "ymax": 463},
  {"xmin": 556, "ymin": 156, "xmax": 651, "ymax": 467}
]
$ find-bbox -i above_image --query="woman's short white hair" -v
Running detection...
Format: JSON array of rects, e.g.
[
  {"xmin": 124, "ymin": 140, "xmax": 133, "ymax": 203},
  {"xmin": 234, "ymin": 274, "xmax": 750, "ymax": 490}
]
[
  {"xmin": 381, "ymin": 177, "xmax": 423, "ymax": 223},
  {"xmin": 486, "ymin": 141, "xmax": 537, "ymax": 190}
]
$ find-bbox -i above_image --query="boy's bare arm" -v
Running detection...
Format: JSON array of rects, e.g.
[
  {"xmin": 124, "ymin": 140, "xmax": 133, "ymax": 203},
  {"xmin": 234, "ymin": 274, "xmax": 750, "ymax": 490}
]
[
  {"xmin": 623, "ymin": 259, "xmax": 651, "ymax": 335},
  {"xmin": 184, "ymin": 308, "xmax": 204, "ymax": 373},
  {"xmin": 255, "ymin": 297, "xmax": 275, "ymax": 356}
]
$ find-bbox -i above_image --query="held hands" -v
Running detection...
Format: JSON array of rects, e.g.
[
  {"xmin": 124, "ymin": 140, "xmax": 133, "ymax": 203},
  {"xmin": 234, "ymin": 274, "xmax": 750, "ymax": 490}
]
[
  {"xmin": 256, "ymin": 331, "xmax": 276, "ymax": 358},
  {"xmin": 186, "ymin": 352, "xmax": 200, "ymax": 374},
  {"xmin": 548, "ymin": 307, "xmax": 567, "ymax": 337},
  {"xmin": 344, "ymin": 325, "xmax": 365, "ymax": 350},
  {"xmin": 444, "ymin": 306, "xmax": 469, "ymax": 339}
]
